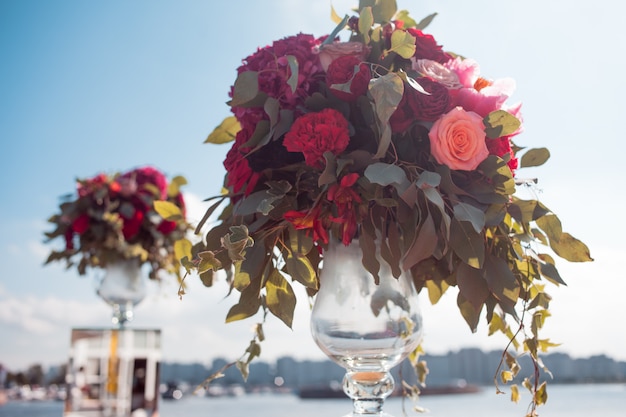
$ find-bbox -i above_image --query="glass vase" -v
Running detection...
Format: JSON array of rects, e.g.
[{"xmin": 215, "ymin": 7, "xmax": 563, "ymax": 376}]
[
  {"xmin": 96, "ymin": 258, "xmax": 146, "ymax": 327},
  {"xmin": 310, "ymin": 238, "xmax": 423, "ymax": 416}
]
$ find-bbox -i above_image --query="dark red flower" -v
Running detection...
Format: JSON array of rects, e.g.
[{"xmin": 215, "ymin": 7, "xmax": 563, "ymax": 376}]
[
  {"xmin": 77, "ymin": 174, "xmax": 108, "ymax": 197},
  {"xmin": 406, "ymin": 28, "xmax": 451, "ymax": 63},
  {"xmin": 120, "ymin": 166, "xmax": 168, "ymax": 200},
  {"xmin": 283, "ymin": 108, "xmax": 350, "ymax": 169},
  {"xmin": 71, "ymin": 214, "xmax": 90, "ymax": 234},
  {"xmin": 487, "ymin": 136, "xmax": 518, "ymax": 175},
  {"xmin": 122, "ymin": 208, "xmax": 145, "ymax": 240},
  {"xmin": 390, "ymin": 78, "xmax": 451, "ymax": 132},
  {"xmin": 327, "ymin": 173, "xmax": 362, "ymax": 245},
  {"xmin": 326, "ymin": 55, "xmax": 371, "ymax": 102},
  {"xmin": 157, "ymin": 220, "xmax": 177, "ymax": 235},
  {"xmin": 237, "ymin": 33, "xmax": 325, "ymax": 111}
]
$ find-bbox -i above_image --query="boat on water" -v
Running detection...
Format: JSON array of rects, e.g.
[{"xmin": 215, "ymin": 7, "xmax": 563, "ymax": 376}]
[{"xmin": 298, "ymin": 379, "xmax": 481, "ymax": 399}]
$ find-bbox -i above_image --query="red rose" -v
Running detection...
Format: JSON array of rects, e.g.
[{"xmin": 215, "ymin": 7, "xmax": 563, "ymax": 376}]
[
  {"xmin": 122, "ymin": 208, "xmax": 145, "ymax": 240},
  {"xmin": 389, "ymin": 78, "xmax": 451, "ymax": 132},
  {"xmin": 71, "ymin": 214, "xmax": 90, "ymax": 234},
  {"xmin": 407, "ymin": 28, "xmax": 451, "ymax": 63},
  {"xmin": 283, "ymin": 108, "xmax": 350, "ymax": 169},
  {"xmin": 326, "ymin": 55, "xmax": 371, "ymax": 102}
]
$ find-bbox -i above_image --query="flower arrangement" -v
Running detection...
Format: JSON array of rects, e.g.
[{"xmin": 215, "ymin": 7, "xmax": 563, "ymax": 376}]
[
  {"xmin": 191, "ymin": 1, "xmax": 592, "ymax": 411},
  {"xmin": 45, "ymin": 166, "xmax": 190, "ymax": 281}
]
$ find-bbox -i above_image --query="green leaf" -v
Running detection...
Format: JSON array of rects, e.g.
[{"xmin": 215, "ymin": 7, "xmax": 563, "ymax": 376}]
[
  {"xmin": 369, "ymin": 72, "xmax": 404, "ymax": 158},
  {"xmin": 483, "ymin": 110, "xmax": 521, "ymax": 139},
  {"xmin": 358, "ymin": 7, "xmax": 374, "ymax": 43},
  {"xmin": 456, "ymin": 262, "xmax": 490, "ymax": 312},
  {"xmin": 538, "ymin": 256, "xmax": 566, "ymax": 286},
  {"xmin": 225, "ymin": 284, "xmax": 261, "ymax": 323},
  {"xmin": 286, "ymin": 55, "xmax": 299, "ymax": 93},
  {"xmin": 415, "ymin": 12, "xmax": 437, "ymax": 30},
  {"xmin": 520, "ymin": 147, "xmax": 550, "ymax": 168},
  {"xmin": 371, "ymin": 0, "xmax": 397, "ymax": 23},
  {"xmin": 285, "ymin": 250, "xmax": 318, "ymax": 289},
  {"xmin": 549, "ymin": 232, "xmax": 593, "ymax": 262},
  {"xmin": 205, "ymin": 116, "xmax": 241, "ymax": 144},
  {"xmin": 536, "ymin": 214, "xmax": 562, "ymax": 243},
  {"xmin": 484, "ymin": 255, "xmax": 519, "ymax": 309},
  {"xmin": 221, "ymin": 225, "xmax": 254, "ymax": 262},
  {"xmin": 388, "ymin": 29, "xmax": 416, "ymax": 59},
  {"xmin": 453, "ymin": 202, "xmax": 485, "ymax": 234},
  {"xmin": 457, "ymin": 292, "xmax": 482, "ymax": 332},
  {"xmin": 394, "ymin": 10, "xmax": 418, "ymax": 28},
  {"xmin": 197, "ymin": 250, "xmax": 222, "ymax": 274},
  {"xmin": 450, "ymin": 219, "xmax": 484, "ymax": 269},
  {"xmin": 401, "ymin": 214, "xmax": 438, "ymax": 271},
  {"xmin": 364, "ymin": 162, "xmax": 411, "ymax": 194},
  {"xmin": 266, "ymin": 268, "xmax": 297, "ymax": 328},
  {"xmin": 228, "ymin": 71, "xmax": 259, "ymax": 107}
]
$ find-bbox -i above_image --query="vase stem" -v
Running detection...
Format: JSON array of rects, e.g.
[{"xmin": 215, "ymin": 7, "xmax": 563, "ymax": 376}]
[{"xmin": 344, "ymin": 371, "xmax": 394, "ymax": 414}]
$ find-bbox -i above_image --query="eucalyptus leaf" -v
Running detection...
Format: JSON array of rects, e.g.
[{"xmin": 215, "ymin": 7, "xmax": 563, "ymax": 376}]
[
  {"xmin": 456, "ymin": 262, "xmax": 490, "ymax": 312},
  {"xmin": 536, "ymin": 214, "xmax": 562, "ymax": 243},
  {"xmin": 483, "ymin": 110, "xmax": 521, "ymax": 139},
  {"xmin": 450, "ymin": 220, "xmax": 484, "ymax": 269},
  {"xmin": 364, "ymin": 162, "xmax": 411, "ymax": 194},
  {"xmin": 369, "ymin": 73, "xmax": 404, "ymax": 158},
  {"xmin": 401, "ymin": 214, "xmax": 438, "ymax": 271},
  {"xmin": 453, "ymin": 202, "xmax": 485, "ymax": 234},
  {"xmin": 286, "ymin": 55, "xmax": 299, "ymax": 93},
  {"xmin": 228, "ymin": 71, "xmax": 259, "ymax": 107},
  {"xmin": 520, "ymin": 147, "xmax": 550, "ymax": 168},
  {"xmin": 549, "ymin": 232, "xmax": 593, "ymax": 262},
  {"xmin": 415, "ymin": 12, "xmax": 437, "ymax": 30}
]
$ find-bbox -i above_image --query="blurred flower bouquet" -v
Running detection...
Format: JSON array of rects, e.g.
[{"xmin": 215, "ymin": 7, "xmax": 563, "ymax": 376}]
[
  {"xmin": 192, "ymin": 1, "xmax": 592, "ymax": 410},
  {"xmin": 45, "ymin": 166, "xmax": 189, "ymax": 281}
]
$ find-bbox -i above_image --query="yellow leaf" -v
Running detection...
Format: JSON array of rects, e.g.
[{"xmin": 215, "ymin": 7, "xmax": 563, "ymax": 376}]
[
  {"xmin": 153, "ymin": 200, "xmax": 182, "ymax": 221},
  {"xmin": 510, "ymin": 384, "xmax": 521, "ymax": 403},
  {"xmin": 205, "ymin": 116, "xmax": 241, "ymax": 144},
  {"xmin": 500, "ymin": 370, "xmax": 513, "ymax": 383},
  {"xmin": 550, "ymin": 232, "xmax": 593, "ymax": 262},
  {"xmin": 265, "ymin": 269, "xmax": 296, "ymax": 328},
  {"xmin": 174, "ymin": 239, "xmax": 193, "ymax": 263}
]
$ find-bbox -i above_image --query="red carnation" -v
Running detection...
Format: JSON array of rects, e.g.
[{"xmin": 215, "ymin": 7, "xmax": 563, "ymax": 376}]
[
  {"xmin": 407, "ymin": 28, "xmax": 451, "ymax": 63},
  {"xmin": 487, "ymin": 136, "xmax": 518, "ymax": 175},
  {"xmin": 326, "ymin": 55, "xmax": 371, "ymax": 102},
  {"xmin": 283, "ymin": 108, "xmax": 350, "ymax": 169}
]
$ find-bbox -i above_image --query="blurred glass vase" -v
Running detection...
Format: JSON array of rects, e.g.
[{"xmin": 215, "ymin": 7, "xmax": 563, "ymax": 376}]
[
  {"xmin": 310, "ymin": 238, "xmax": 423, "ymax": 416},
  {"xmin": 97, "ymin": 258, "xmax": 147, "ymax": 326}
]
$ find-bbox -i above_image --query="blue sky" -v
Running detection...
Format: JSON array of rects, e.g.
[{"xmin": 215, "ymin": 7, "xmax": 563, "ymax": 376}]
[{"xmin": 1, "ymin": 0, "xmax": 624, "ymax": 371}]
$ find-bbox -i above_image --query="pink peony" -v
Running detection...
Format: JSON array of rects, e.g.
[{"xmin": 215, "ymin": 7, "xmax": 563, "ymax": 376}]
[{"xmin": 428, "ymin": 107, "xmax": 489, "ymax": 171}]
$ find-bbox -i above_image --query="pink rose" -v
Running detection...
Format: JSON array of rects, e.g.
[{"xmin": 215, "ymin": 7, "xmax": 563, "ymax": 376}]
[
  {"xmin": 317, "ymin": 41, "xmax": 369, "ymax": 72},
  {"xmin": 428, "ymin": 107, "xmax": 488, "ymax": 171},
  {"xmin": 412, "ymin": 59, "xmax": 462, "ymax": 89}
]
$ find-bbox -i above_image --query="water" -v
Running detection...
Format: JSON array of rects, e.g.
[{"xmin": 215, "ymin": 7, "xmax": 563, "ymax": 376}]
[{"xmin": 1, "ymin": 384, "xmax": 625, "ymax": 417}]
